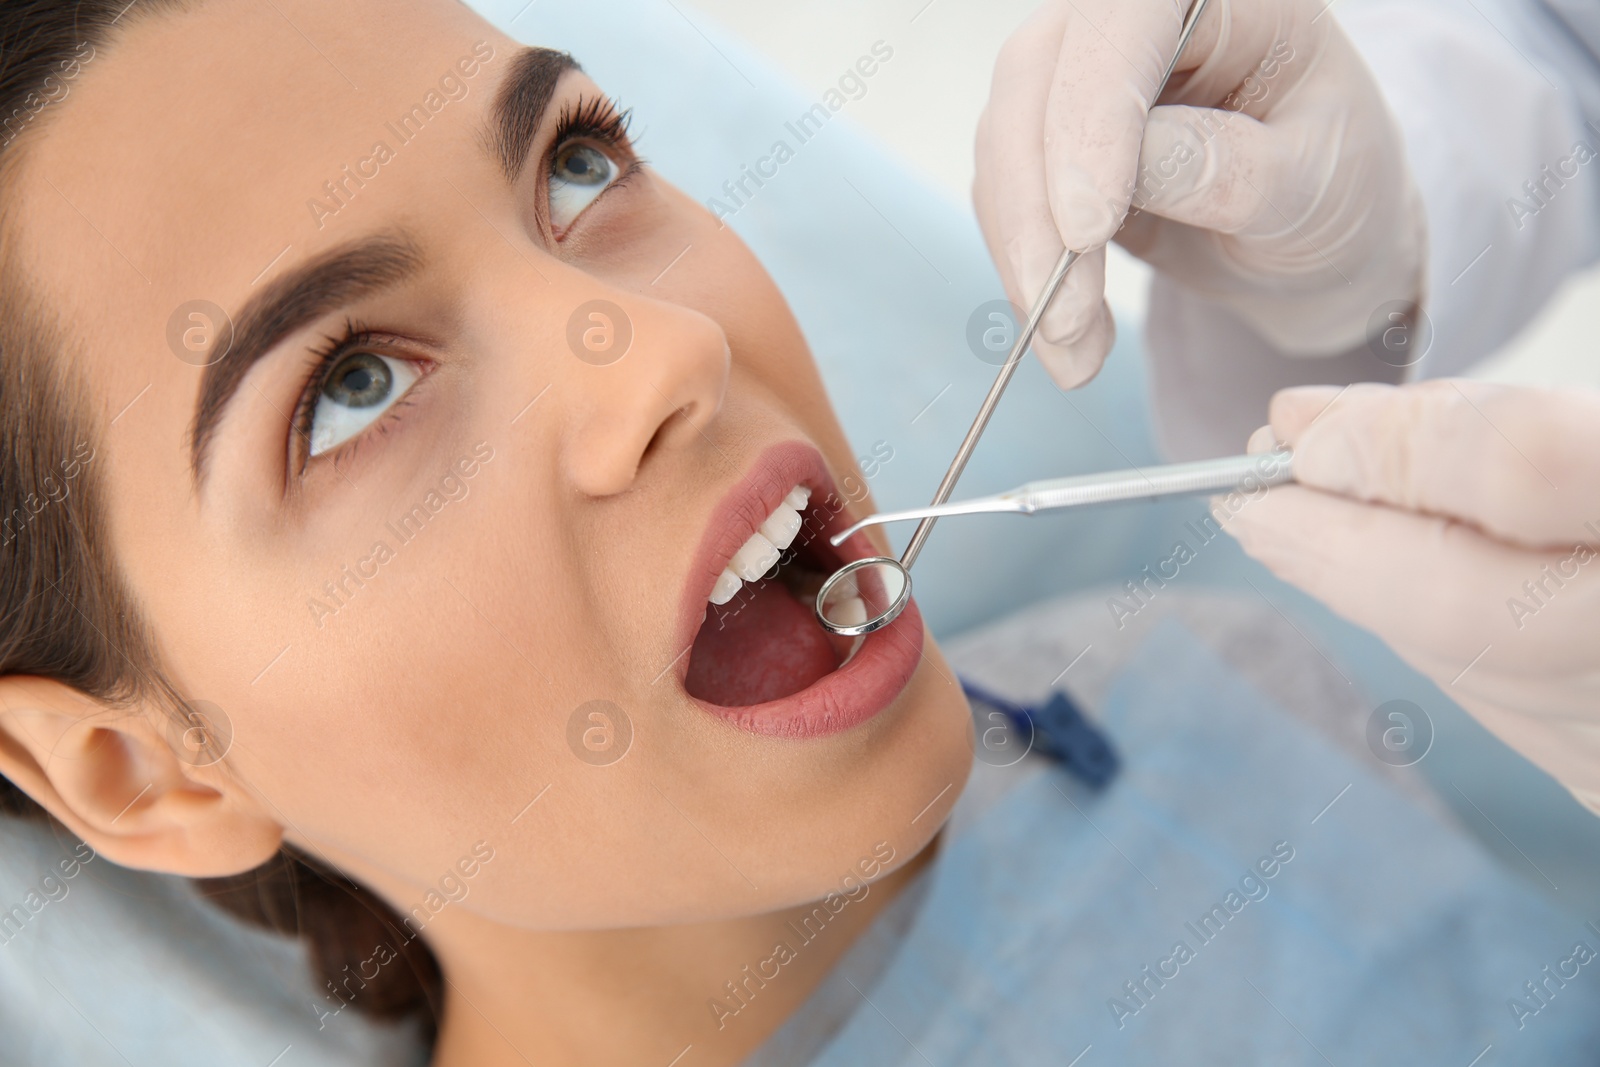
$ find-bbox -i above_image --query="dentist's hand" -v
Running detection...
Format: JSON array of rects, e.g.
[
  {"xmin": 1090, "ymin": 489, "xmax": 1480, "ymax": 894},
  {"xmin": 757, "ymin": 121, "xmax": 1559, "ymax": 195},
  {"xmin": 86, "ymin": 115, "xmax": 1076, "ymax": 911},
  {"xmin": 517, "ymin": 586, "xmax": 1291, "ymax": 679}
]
[
  {"xmin": 973, "ymin": 0, "xmax": 1426, "ymax": 388},
  {"xmin": 1228, "ymin": 381, "xmax": 1600, "ymax": 816}
]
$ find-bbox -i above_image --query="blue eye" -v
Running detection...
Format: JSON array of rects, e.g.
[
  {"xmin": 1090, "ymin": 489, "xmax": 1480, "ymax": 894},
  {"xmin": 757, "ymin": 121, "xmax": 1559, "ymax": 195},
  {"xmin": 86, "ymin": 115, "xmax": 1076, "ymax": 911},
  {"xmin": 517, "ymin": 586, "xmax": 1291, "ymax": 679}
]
[
  {"xmin": 549, "ymin": 141, "xmax": 620, "ymax": 233},
  {"xmin": 308, "ymin": 351, "xmax": 421, "ymax": 457}
]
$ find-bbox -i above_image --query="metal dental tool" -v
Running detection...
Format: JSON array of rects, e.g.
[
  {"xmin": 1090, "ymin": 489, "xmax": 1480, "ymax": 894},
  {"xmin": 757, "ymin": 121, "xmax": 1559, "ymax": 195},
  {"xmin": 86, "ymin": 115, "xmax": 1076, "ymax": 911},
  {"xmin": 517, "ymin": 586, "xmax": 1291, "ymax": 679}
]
[
  {"xmin": 813, "ymin": 0, "xmax": 1230, "ymax": 637},
  {"xmin": 830, "ymin": 451, "xmax": 1297, "ymax": 545},
  {"xmin": 814, "ymin": 450, "xmax": 1296, "ymax": 635}
]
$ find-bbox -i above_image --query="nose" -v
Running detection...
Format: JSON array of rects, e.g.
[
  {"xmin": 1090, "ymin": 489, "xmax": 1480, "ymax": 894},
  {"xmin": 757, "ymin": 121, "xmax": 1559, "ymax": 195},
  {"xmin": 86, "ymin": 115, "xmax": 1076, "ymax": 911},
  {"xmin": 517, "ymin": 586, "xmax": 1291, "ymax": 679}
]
[{"xmin": 555, "ymin": 288, "xmax": 730, "ymax": 498}]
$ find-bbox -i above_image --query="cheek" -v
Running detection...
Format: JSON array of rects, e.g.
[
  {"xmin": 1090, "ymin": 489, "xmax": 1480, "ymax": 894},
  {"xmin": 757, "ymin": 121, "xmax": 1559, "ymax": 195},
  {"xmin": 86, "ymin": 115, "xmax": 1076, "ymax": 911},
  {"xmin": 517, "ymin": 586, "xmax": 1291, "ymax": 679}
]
[
  {"xmin": 677, "ymin": 232, "xmax": 837, "ymax": 432},
  {"xmin": 195, "ymin": 458, "xmax": 603, "ymax": 869}
]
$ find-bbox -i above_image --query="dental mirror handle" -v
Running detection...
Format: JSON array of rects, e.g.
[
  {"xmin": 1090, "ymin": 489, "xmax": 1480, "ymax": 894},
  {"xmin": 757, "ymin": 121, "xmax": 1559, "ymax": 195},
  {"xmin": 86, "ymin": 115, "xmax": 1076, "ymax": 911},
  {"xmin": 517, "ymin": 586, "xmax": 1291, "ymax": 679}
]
[
  {"xmin": 896, "ymin": 0, "xmax": 1211, "ymax": 574},
  {"xmin": 897, "ymin": 246, "xmax": 1078, "ymax": 572},
  {"xmin": 832, "ymin": 450, "xmax": 1294, "ymax": 544}
]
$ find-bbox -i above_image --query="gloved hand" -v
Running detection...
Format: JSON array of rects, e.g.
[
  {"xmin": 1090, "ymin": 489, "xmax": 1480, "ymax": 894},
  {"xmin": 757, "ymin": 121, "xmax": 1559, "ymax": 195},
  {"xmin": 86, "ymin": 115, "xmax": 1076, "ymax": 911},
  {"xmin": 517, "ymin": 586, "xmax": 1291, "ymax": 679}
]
[
  {"xmin": 973, "ymin": 0, "xmax": 1427, "ymax": 389},
  {"xmin": 1227, "ymin": 381, "xmax": 1600, "ymax": 817}
]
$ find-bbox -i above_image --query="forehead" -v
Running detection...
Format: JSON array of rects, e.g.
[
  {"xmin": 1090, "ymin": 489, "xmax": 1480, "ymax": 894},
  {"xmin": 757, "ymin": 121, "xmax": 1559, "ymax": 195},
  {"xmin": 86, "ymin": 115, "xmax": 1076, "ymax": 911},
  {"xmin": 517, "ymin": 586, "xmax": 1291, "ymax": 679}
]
[{"xmin": 11, "ymin": 0, "xmax": 507, "ymax": 415}]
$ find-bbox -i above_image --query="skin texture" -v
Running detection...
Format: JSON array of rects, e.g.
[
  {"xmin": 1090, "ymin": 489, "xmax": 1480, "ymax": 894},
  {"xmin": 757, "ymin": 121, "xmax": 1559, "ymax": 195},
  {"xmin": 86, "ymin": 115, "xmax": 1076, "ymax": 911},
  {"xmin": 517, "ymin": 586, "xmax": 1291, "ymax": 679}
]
[{"xmin": 0, "ymin": 1, "xmax": 974, "ymax": 1063}]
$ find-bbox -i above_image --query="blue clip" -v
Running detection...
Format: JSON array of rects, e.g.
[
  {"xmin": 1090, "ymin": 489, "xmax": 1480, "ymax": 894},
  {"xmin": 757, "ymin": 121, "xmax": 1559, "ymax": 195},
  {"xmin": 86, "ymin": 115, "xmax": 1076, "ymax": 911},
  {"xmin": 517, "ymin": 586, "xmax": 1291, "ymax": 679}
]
[{"xmin": 959, "ymin": 677, "xmax": 1119, "ymax": 790}]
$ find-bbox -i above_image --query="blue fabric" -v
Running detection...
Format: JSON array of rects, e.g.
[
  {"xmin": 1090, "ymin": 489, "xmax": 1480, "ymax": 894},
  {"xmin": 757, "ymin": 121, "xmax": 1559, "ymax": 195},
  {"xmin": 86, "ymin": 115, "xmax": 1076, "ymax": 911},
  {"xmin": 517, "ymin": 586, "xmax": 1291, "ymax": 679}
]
[
  {"xmin": 961, "ymin": 678, "xmax": 1120, "ymax": 789},
  {"xmin": 0, "ymin": 819, "xmax": 427, "ymax": 1066},
  {"xmin": 756, "ymin": 619, "xmax": 1600, "ymax": 1065}
]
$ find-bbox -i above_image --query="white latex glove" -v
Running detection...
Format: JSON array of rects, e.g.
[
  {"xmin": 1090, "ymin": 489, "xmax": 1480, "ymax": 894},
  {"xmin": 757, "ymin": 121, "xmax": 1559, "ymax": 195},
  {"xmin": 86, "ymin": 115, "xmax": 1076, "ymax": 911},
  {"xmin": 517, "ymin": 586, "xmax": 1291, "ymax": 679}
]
[
  {"xmin": 1227, "ymin": 381, "xmax": 1600, "ymax": 817},
  {"xmin": 973, "ymin": 0, "xmax": 1427, "ymax": 388}
]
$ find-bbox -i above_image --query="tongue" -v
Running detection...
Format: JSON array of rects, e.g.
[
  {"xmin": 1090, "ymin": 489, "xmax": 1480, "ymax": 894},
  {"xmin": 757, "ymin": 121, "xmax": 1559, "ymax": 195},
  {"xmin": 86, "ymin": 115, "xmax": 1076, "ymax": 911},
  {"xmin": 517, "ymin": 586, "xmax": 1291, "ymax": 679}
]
[{"xmin": 685, "ymin": 577, "xmax": 842, "ymax": 707}]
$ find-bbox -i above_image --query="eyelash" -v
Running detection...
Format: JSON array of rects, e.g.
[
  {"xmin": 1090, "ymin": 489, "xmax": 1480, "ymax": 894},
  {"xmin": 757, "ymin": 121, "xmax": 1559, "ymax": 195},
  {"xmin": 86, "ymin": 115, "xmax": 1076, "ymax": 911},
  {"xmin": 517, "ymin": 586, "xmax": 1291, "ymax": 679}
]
[
  {"xmin": 547, "ymin": 94, "xmax": 645, "ymax": 230},
  {"xmin": 290, "ymin": 95, "xmax": 641, "ymax": 474},
  {"xmin": 554, "ymin": 94, "xmax": 637, "ymax": 157}
]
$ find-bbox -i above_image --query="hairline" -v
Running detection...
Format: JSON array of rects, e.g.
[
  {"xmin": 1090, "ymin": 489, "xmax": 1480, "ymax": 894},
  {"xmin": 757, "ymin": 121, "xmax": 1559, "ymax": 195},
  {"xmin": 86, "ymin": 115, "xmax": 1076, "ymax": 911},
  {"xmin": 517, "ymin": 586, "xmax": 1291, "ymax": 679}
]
[{"xmin": 0, "ymin": 0, "xmax": 205, "ymax": 720}]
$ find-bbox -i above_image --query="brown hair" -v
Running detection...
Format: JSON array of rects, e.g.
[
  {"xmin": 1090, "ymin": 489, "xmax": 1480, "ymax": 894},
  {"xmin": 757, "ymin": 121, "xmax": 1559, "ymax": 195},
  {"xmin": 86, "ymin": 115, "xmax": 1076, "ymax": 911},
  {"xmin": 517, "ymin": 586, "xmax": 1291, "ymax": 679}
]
[{"xmin": 0, "ymin": 0, "xmax": 441, "ymax": 1049}]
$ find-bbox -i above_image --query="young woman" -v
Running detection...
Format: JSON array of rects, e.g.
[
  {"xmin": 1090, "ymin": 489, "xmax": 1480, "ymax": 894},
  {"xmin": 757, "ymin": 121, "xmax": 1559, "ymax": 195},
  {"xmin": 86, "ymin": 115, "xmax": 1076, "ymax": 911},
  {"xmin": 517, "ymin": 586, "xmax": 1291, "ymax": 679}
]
[
  {"xmin": 1, "ymin": 3, "xmax": 1594, "ymax": 1065},
  {"xmin": 0, "ymin": 2, "xmax": 971, "ymax": 1063}
]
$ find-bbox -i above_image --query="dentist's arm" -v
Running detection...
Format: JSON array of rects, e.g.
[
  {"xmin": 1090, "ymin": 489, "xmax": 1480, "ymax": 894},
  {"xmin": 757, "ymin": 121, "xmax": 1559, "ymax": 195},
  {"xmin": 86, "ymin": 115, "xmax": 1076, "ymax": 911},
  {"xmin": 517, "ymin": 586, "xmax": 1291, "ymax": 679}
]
[{"xmin": 1228, "ymin": 381, "xmax": 1600, "ymax": 816}]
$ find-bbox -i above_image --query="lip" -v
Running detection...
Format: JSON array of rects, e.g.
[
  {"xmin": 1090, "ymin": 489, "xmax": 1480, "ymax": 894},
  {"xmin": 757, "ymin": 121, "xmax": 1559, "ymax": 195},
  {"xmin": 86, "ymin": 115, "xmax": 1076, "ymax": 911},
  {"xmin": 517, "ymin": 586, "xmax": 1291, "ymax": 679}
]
[{"xmin": 673, "ymin": 440, "xmax": 925, "ymax": 740}]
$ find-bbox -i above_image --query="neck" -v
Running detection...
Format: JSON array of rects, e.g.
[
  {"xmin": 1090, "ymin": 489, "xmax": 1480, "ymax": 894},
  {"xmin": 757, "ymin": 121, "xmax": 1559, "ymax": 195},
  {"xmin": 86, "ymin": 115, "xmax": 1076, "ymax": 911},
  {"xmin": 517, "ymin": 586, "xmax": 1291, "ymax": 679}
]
[{"xmin": 424, "ymin": 838, "xmax": 938, "ymax": 1067}]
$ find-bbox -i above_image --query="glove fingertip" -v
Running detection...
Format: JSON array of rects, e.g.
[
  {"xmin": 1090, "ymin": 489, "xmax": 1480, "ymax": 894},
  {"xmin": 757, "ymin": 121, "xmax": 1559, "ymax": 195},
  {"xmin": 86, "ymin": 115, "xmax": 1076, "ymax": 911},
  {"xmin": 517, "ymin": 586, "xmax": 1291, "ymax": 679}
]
[
  {"xmin": 1035, "ymin": 335, "xmax": 1109, "ymax": 391},
  {"xmin": 1245, "ymin": 424, "xmax": 1277, "ymax": 455},
  {"xmin": 1269, "ymin": 385, "xmax": 1348, "ymax": 440},
  {"xmin": 1045, "ymin": 303, "xmax": 1116, "ymax": 390}
]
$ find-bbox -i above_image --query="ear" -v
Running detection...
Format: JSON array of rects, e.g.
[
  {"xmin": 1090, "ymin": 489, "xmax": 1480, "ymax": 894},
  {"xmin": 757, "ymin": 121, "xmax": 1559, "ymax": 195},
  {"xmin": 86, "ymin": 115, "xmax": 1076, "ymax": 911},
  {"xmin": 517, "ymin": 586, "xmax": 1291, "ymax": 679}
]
[{"xmin": 0, "ymin": 675, "xmax": 282, "ymax": 877}]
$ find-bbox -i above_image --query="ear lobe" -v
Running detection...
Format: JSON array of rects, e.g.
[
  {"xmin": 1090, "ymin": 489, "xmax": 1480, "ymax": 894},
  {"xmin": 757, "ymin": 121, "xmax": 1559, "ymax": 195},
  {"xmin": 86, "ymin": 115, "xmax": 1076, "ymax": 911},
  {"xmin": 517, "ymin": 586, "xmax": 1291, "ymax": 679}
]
[{"xmin": 0, "ymin": 675, "xmax": 282, "ymax": 877}]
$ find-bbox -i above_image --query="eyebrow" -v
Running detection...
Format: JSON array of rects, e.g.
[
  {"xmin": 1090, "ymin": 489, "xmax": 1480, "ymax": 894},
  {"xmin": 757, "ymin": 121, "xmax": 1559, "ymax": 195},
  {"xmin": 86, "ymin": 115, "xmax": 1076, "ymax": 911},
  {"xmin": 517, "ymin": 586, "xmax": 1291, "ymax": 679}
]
[
  {"xmin": 189, "ymin": 48, "xmax": 578, "ymax": 484},
  {"xmin": 489, "ymin": 46, "xmax": 580, "ymax": 181},
  {"xmin": 189, "ymin": 232, "xmax": 424, "ymax": 485}
]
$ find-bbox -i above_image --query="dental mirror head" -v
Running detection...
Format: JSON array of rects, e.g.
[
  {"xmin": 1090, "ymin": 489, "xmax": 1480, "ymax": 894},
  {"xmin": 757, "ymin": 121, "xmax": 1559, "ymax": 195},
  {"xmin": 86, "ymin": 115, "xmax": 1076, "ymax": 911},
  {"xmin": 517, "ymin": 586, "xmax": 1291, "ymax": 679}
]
[{"xmin": 813, "ymin": 556, "xmax": 911, "ymax": 636}]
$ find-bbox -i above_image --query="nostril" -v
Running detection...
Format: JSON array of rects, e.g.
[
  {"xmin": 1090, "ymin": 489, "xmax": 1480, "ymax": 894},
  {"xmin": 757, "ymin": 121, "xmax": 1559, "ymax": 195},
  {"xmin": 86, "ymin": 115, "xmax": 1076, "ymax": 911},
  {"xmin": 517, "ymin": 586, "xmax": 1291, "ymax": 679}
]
[
  {"xmin": 639, "ymin": 420, "xmax": 672, "ymax": 469},
  {"xmin": 640, "ymin": 402, "xmax": 699, "ymax": 467}
]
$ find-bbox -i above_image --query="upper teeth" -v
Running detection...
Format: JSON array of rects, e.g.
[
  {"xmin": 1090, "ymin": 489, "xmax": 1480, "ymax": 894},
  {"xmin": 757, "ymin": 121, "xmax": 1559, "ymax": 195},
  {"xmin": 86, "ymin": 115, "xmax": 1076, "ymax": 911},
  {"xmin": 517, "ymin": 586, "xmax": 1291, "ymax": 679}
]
[{"xmin": 709, "ymin": 485, "xmax": 811, "ymax": 606}]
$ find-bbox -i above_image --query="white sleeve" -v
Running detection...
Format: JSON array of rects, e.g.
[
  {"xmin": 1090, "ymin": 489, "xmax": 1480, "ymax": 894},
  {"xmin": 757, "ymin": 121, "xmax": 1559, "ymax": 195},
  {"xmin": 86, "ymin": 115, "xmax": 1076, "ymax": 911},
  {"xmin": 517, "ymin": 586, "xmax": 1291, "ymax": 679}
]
[{"xmin": 1145, "ymin": 0, "xmax": 1600, "ymax": 460}]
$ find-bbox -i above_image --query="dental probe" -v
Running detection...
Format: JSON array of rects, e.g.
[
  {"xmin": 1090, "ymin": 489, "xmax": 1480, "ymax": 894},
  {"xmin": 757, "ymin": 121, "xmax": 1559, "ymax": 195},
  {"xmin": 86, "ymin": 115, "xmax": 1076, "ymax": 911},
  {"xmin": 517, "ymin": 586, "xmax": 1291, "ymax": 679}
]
[
  {"xmin": 829, "ymin": 450, "xmax": 1296, "ymax": 545},
  {"xmin": 812, "ymin": 0, "xmax": 1214, "ymax": 638}
]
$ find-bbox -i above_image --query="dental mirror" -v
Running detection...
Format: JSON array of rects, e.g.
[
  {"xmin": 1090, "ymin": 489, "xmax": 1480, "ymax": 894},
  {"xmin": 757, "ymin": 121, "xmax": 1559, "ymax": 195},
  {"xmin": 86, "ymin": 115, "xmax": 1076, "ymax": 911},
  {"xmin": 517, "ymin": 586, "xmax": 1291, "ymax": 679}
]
[
  {"xmin": 814, "ymin": 0, "xmax": 1215, "ymax": 638},
  {"xmin": 813, "ymin": 557, "xmax": 912, "ymax": 637}
]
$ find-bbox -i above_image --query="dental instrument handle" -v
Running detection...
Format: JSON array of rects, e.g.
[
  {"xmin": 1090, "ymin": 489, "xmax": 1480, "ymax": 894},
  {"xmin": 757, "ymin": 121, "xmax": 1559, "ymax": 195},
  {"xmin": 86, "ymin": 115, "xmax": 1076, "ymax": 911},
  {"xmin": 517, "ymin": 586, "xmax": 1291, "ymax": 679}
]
[
  {"xmin": 894, "ymin": 0, "xmax": 1211, "ymax": 573},
  {"xmin": 831, "ymin": 449, "xmax": 1294, "ymax": 544},
  {"xmin": 1018, "ymin": 451, "xmax": 1295, "ymax": 511}
]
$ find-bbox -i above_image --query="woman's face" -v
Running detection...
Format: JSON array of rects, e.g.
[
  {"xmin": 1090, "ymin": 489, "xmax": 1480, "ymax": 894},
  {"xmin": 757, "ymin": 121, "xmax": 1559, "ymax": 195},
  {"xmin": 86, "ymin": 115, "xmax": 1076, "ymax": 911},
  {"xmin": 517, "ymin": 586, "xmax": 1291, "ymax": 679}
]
[{"xmin": 12, "ymin": 0, "xmax": 973, "ymax": 926}]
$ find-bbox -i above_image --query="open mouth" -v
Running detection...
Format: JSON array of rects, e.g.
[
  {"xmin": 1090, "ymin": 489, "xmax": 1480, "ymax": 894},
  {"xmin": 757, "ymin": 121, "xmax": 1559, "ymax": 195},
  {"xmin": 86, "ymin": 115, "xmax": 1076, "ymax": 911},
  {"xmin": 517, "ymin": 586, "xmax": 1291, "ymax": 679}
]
[
  {"xmin": 687, "ymin": 482, "xmax": 859, "ymax": 706},
  {"xmin": 676, "ymin": 442, "xmax": 923, "ymax": 739}
]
